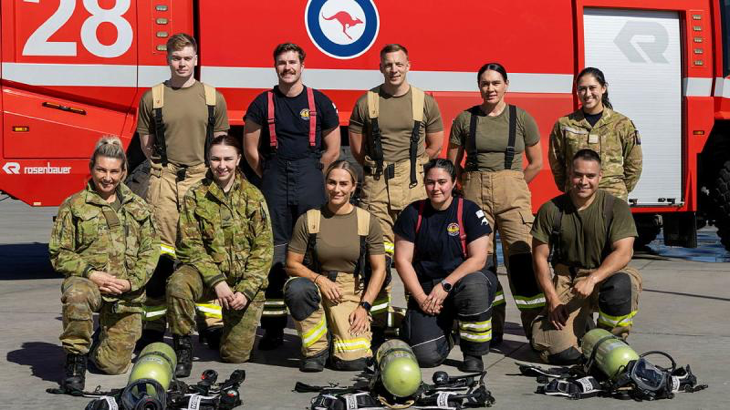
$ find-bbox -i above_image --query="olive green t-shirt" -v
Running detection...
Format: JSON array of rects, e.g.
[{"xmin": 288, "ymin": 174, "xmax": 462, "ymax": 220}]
[
  {"xmin": 137, "ymin": 81, "xmax": 230, "ymax": 166},
  {"xmin": 289, "ymin": 206, "xmax": 385, "ymax": 273},
  {"xmin": 531, "ymin": 190, "xmax": 637, "ymax": 269},
  {"xmin": 349, "ymin": 87, "xmax": 444, "ymax": 162},
  {"xmin": 450, "ymin": 105, "xmax": 540, "ymax": 171}
]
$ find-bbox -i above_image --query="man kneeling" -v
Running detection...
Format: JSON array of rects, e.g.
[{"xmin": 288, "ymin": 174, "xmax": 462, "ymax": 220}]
[{"xmin": 531, "ymin": 149, "xmax": 641, "ymax": 364}]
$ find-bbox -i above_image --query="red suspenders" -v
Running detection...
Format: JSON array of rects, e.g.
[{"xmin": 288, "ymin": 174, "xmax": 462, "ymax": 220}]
[{"xmin": 266, "ymin": 87, "xmax": 317, "ymax": 149}]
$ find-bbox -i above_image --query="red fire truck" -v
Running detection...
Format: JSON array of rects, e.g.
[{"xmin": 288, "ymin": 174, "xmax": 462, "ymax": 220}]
[{"xmin": 1, "ymin": 0, "xmax": 729, "ymax": 250}]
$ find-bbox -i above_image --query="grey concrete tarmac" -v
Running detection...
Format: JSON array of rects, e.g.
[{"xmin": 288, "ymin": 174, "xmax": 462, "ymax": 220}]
[{"xmin": 1, "ymin": 198, "xmax": 729, "ymax": 409}]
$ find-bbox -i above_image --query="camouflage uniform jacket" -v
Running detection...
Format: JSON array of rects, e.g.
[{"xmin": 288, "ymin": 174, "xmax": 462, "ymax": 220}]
[
  {"xmin": 49, "ymin": 181, "xmax": 160, "ymax": 312},
  {"xmin": 177, "ymin": 171, "xmax": 273, "ymax": 301},
  {"xmin": 548, "ymin": 107, "xmax": 643, "ymax": 200}
]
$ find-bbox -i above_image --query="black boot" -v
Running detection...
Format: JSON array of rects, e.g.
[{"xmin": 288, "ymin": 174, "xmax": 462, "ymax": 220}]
[
  {"xmin": 299, "ymin": 349, "xmax": 328, "ymax": 373},
  {"xmin": 458, "ymin": 354, "xmax": 484, "ymax": 372},
  {"xmin": 200, "ymin": 326, "xmax": 223, "ymax": 350},
  {"xmin": 258, "ymin": 328, "xmax": 283, "ymax": 351},
  {"xmin": 62, "ymin": 353, "xmax": 87, "ymax": 392},
  {"xmin": 173, "ymin": 335, "xmax": 193, "ymax": 378}
]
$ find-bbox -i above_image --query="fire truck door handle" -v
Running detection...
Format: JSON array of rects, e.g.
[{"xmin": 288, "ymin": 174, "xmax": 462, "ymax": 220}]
[{"xmin": 42, "ymin": 102, "xmax": 87, "ymax": 115}]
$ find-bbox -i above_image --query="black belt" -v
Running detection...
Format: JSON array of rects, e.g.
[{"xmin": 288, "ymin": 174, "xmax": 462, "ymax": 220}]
[{"xmin": 363, "ymin": 163, "xmax": 395, "ymax": 180}]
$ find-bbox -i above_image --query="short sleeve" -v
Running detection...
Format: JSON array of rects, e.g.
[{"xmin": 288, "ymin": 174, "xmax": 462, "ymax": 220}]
[
  {"xmin": 462, "ymin": 201, "xmax": 491, "ymax": 243},
  {"xmin": 348, "ymin": 95, "xmax": 368, "ymax": 135},
  {"xmin": 520, "ymin": 109, "xmax": 540, "ymax": 147},
  {"xmin": 243, "ymin": 92, "xmax": 267, "ymax": 127},
  {"xmin": 424, "ymin": 95, "xmax": 444, "ymax": 133},
  {"xmin": 136, "ymin": 91, "xmax": 153, "ymax": 135},
  {"xmin": 366, "ymin": 214, "xmax": 385, "ymax": 255},
  {"xmin": 288, "ymin": 213, "xmax": 310, "ymax": 255},
  {"xmin": 608, "ymin": 197, "xmax": 638, "ymax": 243},
  {"xmin": 316, "ymin": 91, "xmax": 340, "ymax": 131},
  {"xmin": 531, "ymin": 201, "xmax": 556, "ymax": 245},
  {"xmin": 449, "ymin": 111, "xmax": 469, "ymax": 147},
  {"xmin": 393, "ymin": 203, "xmax": 419, "ymax": 242},
  {"xmin": 214, "ymin": 91, "xmax": 230, "ymax": 132}
]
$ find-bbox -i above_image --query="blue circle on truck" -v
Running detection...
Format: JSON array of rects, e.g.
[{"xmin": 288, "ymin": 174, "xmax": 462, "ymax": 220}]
[{"xmin": 305, "ymin": 0, "xmax": 380, "ymax": 59}]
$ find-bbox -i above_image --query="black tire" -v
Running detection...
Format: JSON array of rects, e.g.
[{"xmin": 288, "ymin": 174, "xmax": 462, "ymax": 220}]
[
  {"xmin": 125, "ymin": 159, "xmax": 151, "ymax": 199},
  {"xmin": 713, "ymin": 159, "xmax": 730, "ymax": 216},
  {"xmin": 633, "ymin": 214, "xmax": 661, "ymax": 249},
  {"xmin": 717, "ymin": 217, "xmax": 730, "ymax": 252}
]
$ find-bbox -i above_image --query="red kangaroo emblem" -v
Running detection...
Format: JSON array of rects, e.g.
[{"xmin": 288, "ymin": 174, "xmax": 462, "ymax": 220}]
[{"xmin": 322, "ymin": 11, "xmax": 363, "ymax": 40}]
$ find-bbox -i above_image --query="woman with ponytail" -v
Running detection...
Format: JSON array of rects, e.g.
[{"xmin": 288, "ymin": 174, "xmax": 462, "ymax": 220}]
[{"xmin": 548, "ymin": 67, "xmax": 643, "ymax": 202}]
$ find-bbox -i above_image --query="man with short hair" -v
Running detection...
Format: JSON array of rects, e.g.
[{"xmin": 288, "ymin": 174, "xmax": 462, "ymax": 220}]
[
  {"xmin": 530, "ymin": 149, "xmax": 642, "ymax": 364},
  {"xmin": 243, "ymin": 43, "xmax": 341, "ymax": 349},
  {"xmin": 349, "ymin": 44, "xmax": 444, "ymax": 336},
  {"xmin": 137, "ymin": 33, "xmax": 230, "ymax": 347}
]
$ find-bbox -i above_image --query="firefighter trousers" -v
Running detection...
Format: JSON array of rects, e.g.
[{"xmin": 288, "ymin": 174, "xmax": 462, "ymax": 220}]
[
  {"xmin": 401, "ymin": 268, "xmax": 497, "ymax": 368},
  {"xmin": 360, "ymin": 155, "xmax": 428, "ymax": 330},
  {"xmin": 284, "ymin": 272, "xmax": 372, "ymax": 368},
  {"xmin": 166, "ymin": 265, "xmax": 265, "ymax": 363},
  {"xmin": 531, "ymin": 264, "xmax": 642, "ymax": 364},
  {"xmin": 144, "ymin": 162, "xmax": 223, "ymax": 333},
  {"xmin": 60, "ymin": 277, "xmax": 141, "ymax": 375},
  {"xmin": 463, "ymin": 169, "xmax": 544, "ymax": 340},
  {"xmin": 259, "ymin": 155, "xmax": 326, "ymax": 331}
]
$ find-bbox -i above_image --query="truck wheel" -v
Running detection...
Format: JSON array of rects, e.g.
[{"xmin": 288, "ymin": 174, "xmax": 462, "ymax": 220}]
[
  {"xmin": 633, "ymin": 214, "xmax": 661, "ymax": 249},
  {"xmin": 125, "ymin": 159, "xmax": 150, "ymax": 199},
  {"xmin": 713, "ymin": 159, "xmax": 730, "ymax": 216},
  {"xmin": 717, "ymin": 218, "xmax": 730, "ymax": 252}
]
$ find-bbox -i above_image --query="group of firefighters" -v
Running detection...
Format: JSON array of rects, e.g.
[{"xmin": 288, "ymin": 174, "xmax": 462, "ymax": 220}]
[{"xmin": 49, "ymin": 32, "xmax": 644, "ymax": 392}]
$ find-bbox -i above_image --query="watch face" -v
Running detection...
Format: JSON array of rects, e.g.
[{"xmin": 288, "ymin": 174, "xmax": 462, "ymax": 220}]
[{"xmin": 441, "ymin": 281, "xmax": 452, "ymax": 291}]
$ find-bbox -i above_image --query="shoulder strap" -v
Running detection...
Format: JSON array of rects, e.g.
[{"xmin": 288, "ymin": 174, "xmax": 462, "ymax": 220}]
[
  {"xmin": 549, "ymin": 198, "xmax": 565, "ymax": 267},
  {"xmin": 415, "ymin": 200, "xmax": 426, "ymax": 236},
  {"xmin": 504, "ymin": 105, "xmax": 517, "ymax": 169},
  {"xmin": 151, "ymin": 83, "xmax": 168, "ymax": 165},
  {"xmin": 306, "ymin": 87, "xmax": 317, "ymax": 148},
  {"xmin": 602, "ymin": 193, "xmax": 616, "ymax": 257},
  {"xmin": 202, "ymin": 83, "xmax": 217, "ymax": 167},
  {"xmin": 355, "ymin": 207, "xmax": 370, "ymax": 236},
  {"xmin": 465, "ymin": 106, "xmax": 480, "ymax": 172},
  {"xmin": 152, "ymin": 83, "xmax": 165, "ymax": 109},
  {"xmin": 306, "ymin": 209, "xmax": 322, "ymax": 234},
  {"xmin": 267, "ymin": 90, "xmax": 277, "ymax": 149},
  {"xmin": 457, "ymin": 197, "xmax": 467, "ymax": 257},
  {"xmin": 411, "ymin": 86, "xmax": 425, "ymax": 123},
  {"xmin": 367, "ymin": 86, "xmax": 380, "ymax": 119},
  {"xmin": 367, "ymin": 86, "xmax": 384, "ymax": 175},
  {"xmin": 202, "ymin": 83, "xmax": 217, "ymax": 106}
]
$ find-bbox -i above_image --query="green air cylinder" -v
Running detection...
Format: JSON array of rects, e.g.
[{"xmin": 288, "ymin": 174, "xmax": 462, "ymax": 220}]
[
  {"xmin": 375, "ymin": 339, "xmax": 422, "ymax": 398},
  {"xmin": 582, "ymin": 328, "xmax": 639, "ymax": 380},
  {"xmin": 128, "ymin": 342, "xmax": 177, "ymax": 391}
]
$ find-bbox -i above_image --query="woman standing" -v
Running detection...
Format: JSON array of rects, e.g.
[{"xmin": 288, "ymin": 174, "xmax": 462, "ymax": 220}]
[
  {"xmin": 447, "ymin": 62, "xmax": 545, "ymax": 343},
  {"xmin": 284, "ymin": 160, "xmax": 387, "ymax": 372},
  {"xmin": 549, "ymin": 67, "xmax": 643, "ymax": 202},
  {"xmin": 50, "ymin": 136, "xmax": 159, "ymax": 392},
  {"xmin": 394, "ymin": 159, "xmax": 495, "ymax": 372},
  {"xmin": 167, "ymin": 135, "xmax": 273, "ymax": 377}
]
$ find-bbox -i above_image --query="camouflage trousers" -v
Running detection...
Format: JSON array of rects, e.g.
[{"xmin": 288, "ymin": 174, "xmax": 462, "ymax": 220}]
[
  {"xmin": 60, "ymin": 277, "xmax": 141, "ymax": 374},
  {"xmin": 167, "ymin": 265, "xmax": 264, "ymax": 363}
]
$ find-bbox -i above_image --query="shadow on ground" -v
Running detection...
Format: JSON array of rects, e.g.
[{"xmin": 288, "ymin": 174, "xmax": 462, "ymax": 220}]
[
  {"xmin": 0, "ymin": 243, "xmax": 58, "ymax": 280},
  {"xmin": 7, "ymin": 341, "xmax": 65, "ymax": 383}
]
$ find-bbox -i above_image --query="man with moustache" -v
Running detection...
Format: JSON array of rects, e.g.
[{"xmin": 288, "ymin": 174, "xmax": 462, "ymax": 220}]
[
  {"xmin": 243, "ymin": 43, "xmax": 341, "ymax": 349},
  {"xmin": 530, "ymin": 149, "xmax": 642, "ymax": 365},
  {"xmin": 349, "ymin": 44, "xmax": 444, "ymax": 338}
]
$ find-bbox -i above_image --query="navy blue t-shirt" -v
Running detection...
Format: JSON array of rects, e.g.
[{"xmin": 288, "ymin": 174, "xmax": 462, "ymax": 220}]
[
  {"xmin": 244, "ymin": 86, "xmax": 340, "ymax": 160},
  {"xmin": 394, "ymin": 198, "xmax": 491, "ymax": 280}
]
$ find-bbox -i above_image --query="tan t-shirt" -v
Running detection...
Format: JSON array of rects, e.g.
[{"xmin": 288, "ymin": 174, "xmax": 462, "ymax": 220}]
[
  {"xmin": 289, "ymin": 206, "xmax": 385, "ymax": 273},
  {"xmin": 137, "ymin": 81, "xmax": 229, "ymax": 166},
  {"xmin": 349, "ymin": 86, "xmax": 443, "ymax": 162},
  {"xmin": 450, "ymin": 105, "xmax": 540, "ymax": 171}
]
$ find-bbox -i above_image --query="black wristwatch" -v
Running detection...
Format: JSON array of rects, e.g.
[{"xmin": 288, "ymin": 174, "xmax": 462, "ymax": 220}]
[
  {"xmin": 440, "ymin": 280, "xmax": 453, "ymax": 293},
  {"xmin": 359, "ymin": 301, "xmax": 372, "ymax": 312}
]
